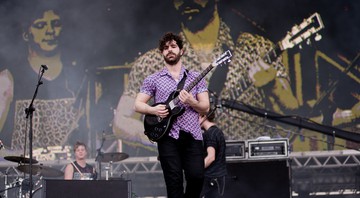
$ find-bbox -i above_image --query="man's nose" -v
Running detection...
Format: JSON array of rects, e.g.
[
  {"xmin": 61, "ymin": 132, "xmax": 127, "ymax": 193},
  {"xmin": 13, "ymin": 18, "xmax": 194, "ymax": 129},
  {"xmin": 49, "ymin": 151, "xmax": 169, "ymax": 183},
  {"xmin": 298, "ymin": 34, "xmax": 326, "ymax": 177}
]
[{"xmin": 46, "ymin": 24, "xmax": 55, "ymax": 34}]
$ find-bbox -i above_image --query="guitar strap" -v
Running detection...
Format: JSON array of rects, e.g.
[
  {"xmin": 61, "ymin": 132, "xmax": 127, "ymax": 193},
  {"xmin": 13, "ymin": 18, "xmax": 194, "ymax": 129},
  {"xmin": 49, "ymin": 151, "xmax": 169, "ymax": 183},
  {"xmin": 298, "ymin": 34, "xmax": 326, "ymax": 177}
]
[{"xmin": 176, "ymin": 69, "xmax": 188, "ymax": 91}]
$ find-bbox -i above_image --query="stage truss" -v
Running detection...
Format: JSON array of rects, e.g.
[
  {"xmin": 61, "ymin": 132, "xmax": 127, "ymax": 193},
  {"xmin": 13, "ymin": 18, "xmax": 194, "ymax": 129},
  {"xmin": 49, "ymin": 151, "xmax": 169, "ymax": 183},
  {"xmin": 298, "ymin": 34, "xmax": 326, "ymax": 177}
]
[{"xmin": 290, "ymin": 150, "xmax": 360, "ymax": 197}]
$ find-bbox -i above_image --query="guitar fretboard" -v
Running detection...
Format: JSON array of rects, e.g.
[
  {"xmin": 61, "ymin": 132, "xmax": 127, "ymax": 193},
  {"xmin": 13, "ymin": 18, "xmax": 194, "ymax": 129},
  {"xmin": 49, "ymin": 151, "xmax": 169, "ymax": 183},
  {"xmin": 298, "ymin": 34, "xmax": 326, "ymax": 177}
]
[
  {"xmin": 230, "ymin": 43, "xmax": 284, "ymax": 99},
  {"xmin": 171, "ymin": 50, "xmax": 232, "ymax": 105},
  {"xmin": 263, "ymin": 44, "xmax": 283, "ymax": 64},
  {"xmin": 172, "ymin": 64, "xmax": 215, "ymax": 105}
]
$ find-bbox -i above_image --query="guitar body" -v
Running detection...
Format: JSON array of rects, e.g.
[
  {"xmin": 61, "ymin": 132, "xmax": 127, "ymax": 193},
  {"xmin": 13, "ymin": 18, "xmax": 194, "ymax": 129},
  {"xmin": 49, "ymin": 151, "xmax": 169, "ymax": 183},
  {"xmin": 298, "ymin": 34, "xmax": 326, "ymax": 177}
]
[{"xmin": 143, "ymin": 91, "xmax": 185, "ymax": 142}]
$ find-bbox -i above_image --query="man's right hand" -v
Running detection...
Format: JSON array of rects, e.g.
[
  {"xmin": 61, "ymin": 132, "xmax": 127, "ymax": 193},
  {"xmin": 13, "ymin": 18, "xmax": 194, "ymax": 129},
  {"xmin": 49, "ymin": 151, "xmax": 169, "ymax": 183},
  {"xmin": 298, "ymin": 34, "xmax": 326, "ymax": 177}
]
[{"xmin": 152, "ymin": 104, "xmax": 169, "ymax": 118}]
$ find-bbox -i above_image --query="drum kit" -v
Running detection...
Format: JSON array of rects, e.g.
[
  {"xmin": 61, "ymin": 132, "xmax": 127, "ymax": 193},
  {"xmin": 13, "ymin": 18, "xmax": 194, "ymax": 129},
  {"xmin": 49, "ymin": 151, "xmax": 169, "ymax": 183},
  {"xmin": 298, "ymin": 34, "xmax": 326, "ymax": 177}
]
[
  {"xmin": 1, "ymin": 152, "xmax": 129, "ymax": 197},
  {"xmin": 2, "ymin": 155, "xmax": 63, "ymax": 198},
  {"xmin": 3, "ymin": 156, "xmax": 64, "ymax": 177}
]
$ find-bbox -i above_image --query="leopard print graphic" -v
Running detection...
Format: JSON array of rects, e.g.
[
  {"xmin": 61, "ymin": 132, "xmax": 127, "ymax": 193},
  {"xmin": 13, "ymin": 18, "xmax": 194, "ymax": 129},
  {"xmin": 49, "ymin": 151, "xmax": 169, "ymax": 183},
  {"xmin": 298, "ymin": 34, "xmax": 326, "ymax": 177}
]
[{"xmin": 11, "ymin": 98, "xmax": 83, "ymax": 150}]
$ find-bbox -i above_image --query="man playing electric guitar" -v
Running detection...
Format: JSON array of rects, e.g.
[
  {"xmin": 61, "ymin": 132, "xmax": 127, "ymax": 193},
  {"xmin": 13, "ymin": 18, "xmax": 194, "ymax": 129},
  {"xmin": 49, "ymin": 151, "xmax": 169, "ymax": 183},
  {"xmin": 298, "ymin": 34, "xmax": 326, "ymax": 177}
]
[{"xmin": 134, "ymin": 32, "xmax": 209, "ymax": 198}]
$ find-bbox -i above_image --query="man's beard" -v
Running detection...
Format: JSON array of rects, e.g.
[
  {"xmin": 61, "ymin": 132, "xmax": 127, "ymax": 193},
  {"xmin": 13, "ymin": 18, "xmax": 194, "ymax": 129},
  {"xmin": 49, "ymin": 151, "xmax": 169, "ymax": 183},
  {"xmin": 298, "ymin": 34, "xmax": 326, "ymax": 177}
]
[
  {"xmin": 176, "ymin": 1, "xmax": 216, "ymax": 32},
  {"xmin": 164, "ymin": 52, "xmax": 182, "ymax": 65}
]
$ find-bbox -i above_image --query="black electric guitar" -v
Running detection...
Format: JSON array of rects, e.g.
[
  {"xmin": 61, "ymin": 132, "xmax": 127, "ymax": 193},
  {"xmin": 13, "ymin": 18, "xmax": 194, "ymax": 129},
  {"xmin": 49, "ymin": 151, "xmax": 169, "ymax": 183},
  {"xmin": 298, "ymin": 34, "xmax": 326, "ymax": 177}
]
[
  {"xmin": 228, "ymin": 12, "xmax": 325, "ymax": 99},
  {"xmin": 144, "ymin": 50, "xmax": 232, "ymax": 142}
]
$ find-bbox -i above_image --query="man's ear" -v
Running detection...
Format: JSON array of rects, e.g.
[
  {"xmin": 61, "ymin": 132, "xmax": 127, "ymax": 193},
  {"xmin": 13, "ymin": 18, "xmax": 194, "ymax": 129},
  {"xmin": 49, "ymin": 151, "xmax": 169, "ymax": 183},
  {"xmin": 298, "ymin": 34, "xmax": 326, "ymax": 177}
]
[
  {"xmin": 180, "ymin": 49, "xmax": 185, "ymax": 56},
  {"xmin": 23, "ymin": 32, "xmax": 29, "ymax": 41}
]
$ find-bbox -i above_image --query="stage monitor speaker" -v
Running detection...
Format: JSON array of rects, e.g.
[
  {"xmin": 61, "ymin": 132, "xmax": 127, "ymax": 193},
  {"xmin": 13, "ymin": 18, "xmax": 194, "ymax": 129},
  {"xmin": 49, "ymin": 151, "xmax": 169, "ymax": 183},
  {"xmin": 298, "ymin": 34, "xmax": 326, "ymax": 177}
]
[
  {"xmin": 42, "ymin": 179, "xmax": 131, "ymax": 198},
  {"xmin": 224, "ymin": 159, "xmax": 291, "ymax": 198}
]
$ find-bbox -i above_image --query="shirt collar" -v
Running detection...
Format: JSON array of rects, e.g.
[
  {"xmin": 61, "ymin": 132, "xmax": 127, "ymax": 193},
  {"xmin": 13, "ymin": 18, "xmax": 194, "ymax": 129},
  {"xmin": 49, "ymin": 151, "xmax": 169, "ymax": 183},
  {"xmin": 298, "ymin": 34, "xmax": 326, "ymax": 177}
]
[{"xmin": 160, "ymin": 66, "xmax": 188, "ymax": 79}]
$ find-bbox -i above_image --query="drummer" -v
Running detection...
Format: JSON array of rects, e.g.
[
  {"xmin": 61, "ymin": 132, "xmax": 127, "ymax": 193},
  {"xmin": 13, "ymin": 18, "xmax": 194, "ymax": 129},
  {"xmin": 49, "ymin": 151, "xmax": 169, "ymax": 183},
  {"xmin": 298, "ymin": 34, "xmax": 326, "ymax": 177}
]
[{"xmin": 64, "ymin": 141, "xmax": 97, "ymax": 180}]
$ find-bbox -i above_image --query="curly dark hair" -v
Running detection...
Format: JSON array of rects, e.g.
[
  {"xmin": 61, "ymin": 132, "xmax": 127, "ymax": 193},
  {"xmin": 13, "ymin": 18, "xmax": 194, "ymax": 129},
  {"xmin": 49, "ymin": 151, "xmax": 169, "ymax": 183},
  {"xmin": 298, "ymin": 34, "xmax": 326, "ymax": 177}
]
[{"xmin": 158, "ymin": 32, "xmax": 184, "ymax": 52}]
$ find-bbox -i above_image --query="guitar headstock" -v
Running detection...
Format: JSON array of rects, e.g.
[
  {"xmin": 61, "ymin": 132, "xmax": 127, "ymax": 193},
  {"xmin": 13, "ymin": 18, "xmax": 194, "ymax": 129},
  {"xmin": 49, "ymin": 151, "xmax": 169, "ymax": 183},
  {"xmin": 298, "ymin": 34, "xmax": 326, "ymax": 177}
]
[
  {"xmin": 212, "ymin": 50, "xmax": 232, "ymax": 67},
  {"xmin": 280, "ymin": 12, "xmax": 324, "ymax": 50}
]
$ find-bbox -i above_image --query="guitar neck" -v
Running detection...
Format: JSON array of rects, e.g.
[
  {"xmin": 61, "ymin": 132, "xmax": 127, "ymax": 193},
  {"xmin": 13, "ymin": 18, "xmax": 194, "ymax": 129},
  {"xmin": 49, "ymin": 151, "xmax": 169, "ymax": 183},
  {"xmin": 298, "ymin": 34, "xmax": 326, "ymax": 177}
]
[
  {"xmin": 262, "ymin": 43, "xmax": 283, "ymax": 64},
  {"xmin": 185, "ymin": 65, "xmax": 214, "ymax": 92},
  {"xmin": 169, "ymin": 50, "xmax": 231, "ymax": 106},
  {"xmin": 229, "ymin": 43, "xmax": 284, "ymax": 100},
  {"xmin": 225, "ymin": 12, "xmax": 324, "ymax": 100},
  {"xmin": 172, "ymin": 64, "xmax": 215, "ymax": 105}
]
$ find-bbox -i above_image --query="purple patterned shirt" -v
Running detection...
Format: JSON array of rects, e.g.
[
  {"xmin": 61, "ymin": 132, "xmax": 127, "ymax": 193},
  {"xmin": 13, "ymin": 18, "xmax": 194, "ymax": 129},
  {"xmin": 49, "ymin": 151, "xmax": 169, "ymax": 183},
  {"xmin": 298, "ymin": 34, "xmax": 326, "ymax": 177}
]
[{"xmin": 140, "ymin": 66, "xmax": 208, "ymax": 140}]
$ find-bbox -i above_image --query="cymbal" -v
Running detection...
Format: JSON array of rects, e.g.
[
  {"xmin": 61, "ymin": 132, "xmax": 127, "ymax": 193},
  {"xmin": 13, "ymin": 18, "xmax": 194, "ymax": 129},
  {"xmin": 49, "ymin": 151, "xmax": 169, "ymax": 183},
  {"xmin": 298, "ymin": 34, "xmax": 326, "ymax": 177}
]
[
  {"xmin": 99, "ymin": 152, "xmax": 129, "ymax": 163},
  {"xmin": 17, "ymin": 165, "xmax": 64, "ymax": 177},
  {"xmin": 4, "ymin": 156, "xmax": 38, "ymax": 164}
]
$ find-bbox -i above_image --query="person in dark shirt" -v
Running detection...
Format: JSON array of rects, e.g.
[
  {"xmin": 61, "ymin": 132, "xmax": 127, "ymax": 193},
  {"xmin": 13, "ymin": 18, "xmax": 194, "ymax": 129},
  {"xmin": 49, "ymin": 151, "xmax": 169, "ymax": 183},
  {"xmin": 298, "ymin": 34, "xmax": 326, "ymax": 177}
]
[
  {"xmin": 64, "ymin": 141, "xmax": 97, "ymax": 180},
  {"xmin": 200, "ymin": 107, "xmax": 227, "ymax": 197}
]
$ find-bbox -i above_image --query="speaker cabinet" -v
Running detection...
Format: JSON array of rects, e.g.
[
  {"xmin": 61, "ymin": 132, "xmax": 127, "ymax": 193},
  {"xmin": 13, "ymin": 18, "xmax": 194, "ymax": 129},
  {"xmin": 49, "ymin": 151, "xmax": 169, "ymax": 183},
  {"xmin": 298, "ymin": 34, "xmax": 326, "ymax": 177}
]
[
  {"xmin": 42, "ymin": 179, "xmax": 131, "ymax": 198},
  {"xmin": 224, "ymin": 159, "xmax": 291, "ymax": 198}
]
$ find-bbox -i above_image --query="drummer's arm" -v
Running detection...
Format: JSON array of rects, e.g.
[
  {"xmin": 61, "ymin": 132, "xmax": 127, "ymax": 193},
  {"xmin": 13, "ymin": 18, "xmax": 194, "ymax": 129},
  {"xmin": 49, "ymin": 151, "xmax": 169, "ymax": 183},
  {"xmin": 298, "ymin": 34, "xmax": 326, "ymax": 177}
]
[{"xmin": 64, "ymin": 164, "xmax": 74, "ymax": 180}]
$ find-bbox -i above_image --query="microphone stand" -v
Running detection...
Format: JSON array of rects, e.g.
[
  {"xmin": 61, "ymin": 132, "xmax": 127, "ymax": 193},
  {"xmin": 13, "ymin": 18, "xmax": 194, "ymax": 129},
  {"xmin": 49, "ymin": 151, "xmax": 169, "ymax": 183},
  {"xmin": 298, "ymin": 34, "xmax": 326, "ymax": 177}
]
[
  {"xmin": 95, "ymin": 133, "xmax": 106, "ymax": 180},
  {"xmin": 308, "ymin": 53, "xmax": 360, "ymax": 149},
  {"xmin": 310, "ymin": 53, "xmax": 360, "ymax": 116},
  {"xmin": 25, "ymin": 66, "xmax": 47, "ymax": 198}
]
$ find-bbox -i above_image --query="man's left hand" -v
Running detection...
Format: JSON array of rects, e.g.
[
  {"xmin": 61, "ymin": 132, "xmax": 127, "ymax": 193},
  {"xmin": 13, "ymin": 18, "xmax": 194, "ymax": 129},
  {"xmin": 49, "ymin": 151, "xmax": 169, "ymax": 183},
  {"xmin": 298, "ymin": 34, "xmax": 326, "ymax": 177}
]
[{"xmin": 248, "ymin": 58, "xmax": 277, "ymax": 87}]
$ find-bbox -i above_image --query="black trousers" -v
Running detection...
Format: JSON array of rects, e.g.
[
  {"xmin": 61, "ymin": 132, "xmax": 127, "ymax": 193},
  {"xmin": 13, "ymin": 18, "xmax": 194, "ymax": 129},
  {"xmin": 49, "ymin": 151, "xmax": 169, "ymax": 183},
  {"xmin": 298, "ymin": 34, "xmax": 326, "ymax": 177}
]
[
  {"xmin": 158, "ymin": 131, "xmax": 204, "ymax": 198},
  {"xmin": 201, "ymin": 176, "xmax": 226, "ymax": 198}
]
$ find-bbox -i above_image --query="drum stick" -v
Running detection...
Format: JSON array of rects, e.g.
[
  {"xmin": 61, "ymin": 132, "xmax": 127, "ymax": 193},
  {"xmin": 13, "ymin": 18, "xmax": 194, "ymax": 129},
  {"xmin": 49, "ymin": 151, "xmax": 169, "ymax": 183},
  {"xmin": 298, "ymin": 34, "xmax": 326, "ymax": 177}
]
[{"xmin": 69, "ymin": 160, "xmax": 84, "ymax": 177}]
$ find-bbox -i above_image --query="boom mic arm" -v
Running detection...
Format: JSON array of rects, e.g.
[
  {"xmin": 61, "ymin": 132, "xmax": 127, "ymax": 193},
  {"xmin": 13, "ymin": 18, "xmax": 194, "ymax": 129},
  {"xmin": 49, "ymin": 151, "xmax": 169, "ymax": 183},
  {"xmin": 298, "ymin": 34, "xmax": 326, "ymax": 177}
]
[{"xmin": 221, "ymin": 99, "xmax": 360, "ymax": 143}]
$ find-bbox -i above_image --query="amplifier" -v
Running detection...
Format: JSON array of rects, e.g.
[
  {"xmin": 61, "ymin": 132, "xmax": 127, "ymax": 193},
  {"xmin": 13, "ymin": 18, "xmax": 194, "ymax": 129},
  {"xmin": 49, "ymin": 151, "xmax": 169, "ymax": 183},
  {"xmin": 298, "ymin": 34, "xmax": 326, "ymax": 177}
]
[
  {"xmin": 247, "ymin": 138, "xmax": 289, "ymax": 159},
  {"xmin": 225, "ymin": 159, "xmax": 291, "ymax": 198},
  {"xmin": 225, "ymin": 140, "xmax": 246, "ymax": 160},
  {"xmin": 42, "ymin": 179, "xmax": 132, "ymax": 198}
]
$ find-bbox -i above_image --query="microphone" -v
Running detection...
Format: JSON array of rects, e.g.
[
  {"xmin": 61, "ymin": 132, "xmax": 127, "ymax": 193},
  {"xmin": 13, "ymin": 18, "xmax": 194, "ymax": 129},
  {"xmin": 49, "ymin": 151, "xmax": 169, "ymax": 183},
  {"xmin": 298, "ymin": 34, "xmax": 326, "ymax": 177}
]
[{"xmin": 41, "ymin": 65, "xmax": 48, "ymax": 70}]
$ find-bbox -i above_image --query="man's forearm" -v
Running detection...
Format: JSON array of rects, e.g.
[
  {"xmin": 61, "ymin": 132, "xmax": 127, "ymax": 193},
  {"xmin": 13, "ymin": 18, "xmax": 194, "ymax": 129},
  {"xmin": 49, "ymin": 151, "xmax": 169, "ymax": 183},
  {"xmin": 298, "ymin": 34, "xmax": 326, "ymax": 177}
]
[
  {"xmin": 188, "ymin": 99, "xmax": 209, "ymax": 114},
  {"xmin": 134, "ymin": 101, "xmax": 151, "ymax": 114}
]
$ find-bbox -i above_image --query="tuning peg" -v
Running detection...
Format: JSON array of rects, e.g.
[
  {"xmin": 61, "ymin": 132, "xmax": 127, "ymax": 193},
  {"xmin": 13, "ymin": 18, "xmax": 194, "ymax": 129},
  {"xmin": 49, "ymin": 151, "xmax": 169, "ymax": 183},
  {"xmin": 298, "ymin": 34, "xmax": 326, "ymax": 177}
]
[
  {"xmin": 306, "ymin": 39, "xmax": 311, "ymax": 45},
  {"xmin": 315, "ymin": 33, "xmax": 322, "ymax": 41},
  {"xmin": 299, "ymin": 44, "xmax": 302, "ymax": 49}
]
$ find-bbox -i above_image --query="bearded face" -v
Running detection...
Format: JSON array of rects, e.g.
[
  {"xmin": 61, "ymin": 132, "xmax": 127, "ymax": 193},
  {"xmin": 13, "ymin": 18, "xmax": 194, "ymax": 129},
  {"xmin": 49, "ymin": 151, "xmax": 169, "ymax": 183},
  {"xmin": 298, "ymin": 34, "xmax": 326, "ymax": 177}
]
[
  {"xmin": 164, "ymin": 50, "xmax": 182, "ymax": 65},
  {"xmin": 162, "ymin": 40, "xmax": 183, "ymax": 65},
  {"xmin": 173, "ymin": 0, "xmax": 216, "ymax": 32}
]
